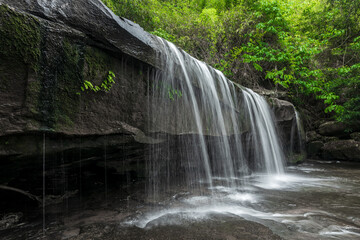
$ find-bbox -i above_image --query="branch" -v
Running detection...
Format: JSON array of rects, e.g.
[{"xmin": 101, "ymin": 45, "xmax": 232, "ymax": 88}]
[{"xmin": 0, "ymin": 185, "xmax": 42, "ymax": 203}]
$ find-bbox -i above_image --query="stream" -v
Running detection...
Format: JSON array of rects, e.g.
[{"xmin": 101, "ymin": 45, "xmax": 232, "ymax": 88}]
[{"xmin": 1, "ymin": 160, "xmax": 359, "ymax": 239}]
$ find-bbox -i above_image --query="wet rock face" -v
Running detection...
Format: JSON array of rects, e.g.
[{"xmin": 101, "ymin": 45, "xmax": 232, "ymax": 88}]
[
  {"xmin": 269, "ymin": 98, "xmax": 295, "ymax": 123},
  {"xmin": 268, "ymin": 97, "xmax": 305, "ymax": 163},
  {"xmin": 268, "ymin": 98, "xmax": 296, "ymax": 143},
  {"xmin": 0, "ymin": 0, "xmax": 158, "ymax": 67},
  {"xmin": 0, "ymin": 2, "xmax": 160, "ymax": 197},
  {"xmin": 0, "ymin": 3, "xmax": 156, "ymax": 157}
]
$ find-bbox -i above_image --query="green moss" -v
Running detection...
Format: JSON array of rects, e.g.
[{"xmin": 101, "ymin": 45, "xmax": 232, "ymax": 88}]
[
  {"xmin": 53, "ymin": 39, "xmax": 85, "ymax": 129},
  {"xmin": 288, "ymin": 153, "xmax": 305, "ymax": 165},
  {"xmin": 84, "ymin": 46, "xmax": 112, "ymax": 83},
  {"xmin": 27, "ymin": 79, "xmax": 41, "ymax": 115},
  {"xmin": 0, "ymin": 5, "xmax": 41, "ymax": 71}
]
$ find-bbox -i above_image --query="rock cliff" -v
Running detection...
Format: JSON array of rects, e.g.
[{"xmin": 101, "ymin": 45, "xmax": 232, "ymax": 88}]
[{"xmin": 0, "ymin": 0, "xmax": 301, "ymax": 189}]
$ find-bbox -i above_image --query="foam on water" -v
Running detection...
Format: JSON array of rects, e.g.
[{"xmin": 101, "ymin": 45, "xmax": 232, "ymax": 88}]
[
  {"xmin": 124, "ymin": 164, "xmax": 360, "ymax": 240},
  {"xmin": 125, "ymin": 203, "xmax": 269, "ymax": 229},
  {"xmin": 227, "ymin": 193, "xmax": 257, "ymax": 203},
  {"xmin": 320, "ymin": 226, "xmax": 360, "ymax": 237},
  {"xmin": 251, "ymin": 173, "xmax": 322, "ymax": 189}
]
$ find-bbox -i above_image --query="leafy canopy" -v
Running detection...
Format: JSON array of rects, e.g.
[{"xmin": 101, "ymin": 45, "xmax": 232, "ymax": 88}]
[{"xmin": 102, "ymin": 0, "xmax": 360, "ymax": 125}]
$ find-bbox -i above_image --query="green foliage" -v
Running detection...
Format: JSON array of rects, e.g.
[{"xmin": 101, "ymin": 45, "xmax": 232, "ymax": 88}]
[
  {"xmin": 150, "ymin": 28, "xmax": 175, "ymax": 42},
  {"xmin": 102, "ymin": 0, "xmax": 360, "ymax": 124},
  {"xmin": 168, "ymin": 87, "xmax": 182, "ymax": 101},
  {"xmin": 153, "ymin": 80, "xmax": 183, "ymax": 101},
  {"xmin": 80, "ymin": 71, "xmax": 116, "ymax": 93},
  {"xmin": 102, "ymin": 70, "xmax": 116, "ymax": 92},
  {"xmin": 101, "ymin": 0, "xmax": 157, "ymax": 30}
]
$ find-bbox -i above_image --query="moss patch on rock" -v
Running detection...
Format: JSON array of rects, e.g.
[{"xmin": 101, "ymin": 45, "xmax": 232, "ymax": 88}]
[
  {"xmin": 0, "ymin": 5, "xmax": 40, "ymax": 71},
  {"xmin": 84, "ymin": 46, "xmax": 114, "ymax": 86},
  {"xmin": 53, "ymin": 39, "xmax": 85, "ymax": 130},
  {"xmin": 36, "ymin": 32, "xmax": 85, "ymax": 130}
]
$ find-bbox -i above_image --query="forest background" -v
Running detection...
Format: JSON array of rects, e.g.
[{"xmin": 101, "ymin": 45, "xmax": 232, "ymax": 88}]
[{"xmin": 102, "ymin": 0, "xmax": 360, "ymax": 129}]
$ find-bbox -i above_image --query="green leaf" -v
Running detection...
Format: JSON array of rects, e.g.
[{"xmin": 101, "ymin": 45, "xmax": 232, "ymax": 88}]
[{"xmin": 253, "ymin": 63, "xmax": 263, "ymax": 71}]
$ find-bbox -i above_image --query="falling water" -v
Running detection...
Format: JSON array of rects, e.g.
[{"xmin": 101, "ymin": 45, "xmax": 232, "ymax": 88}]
[
  {"xmin": 104, "ymin": 137, "xmax": 108, "ymax": 206},
  {"xmin": 42, "ymin": 133, "xmax": 46, "ymax": 235},
  {"xmin": 290, "ymin": 110, "xmax": 306, "ymax": 159},
  {"xmin": 242, "ymin": 88, "xmax": 285, "ymax": 174},
  {"xmin": 147, "ymin": 38, "xmax": 285, "ymax": 199}
]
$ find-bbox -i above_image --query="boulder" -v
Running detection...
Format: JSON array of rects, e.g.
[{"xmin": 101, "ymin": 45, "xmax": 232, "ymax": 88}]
[
  {"xmin": 323, "ymin": 140, "xmax": 360, "ymax": 161},
  {"xmin": 267, "ymin": 97, "xmax": 296, "ymax": 141},
  {"xmin": 267, "ymin": 97, "xmax": 306, "ymax": 163},
  {"xmin": 322, "ymin": 136, "xmax": 339, "ymax": 143},
  {"xmin": 268, "ymin": 98, "xmax": 295, "ymax": 123},
  {"xmin": 318, "ymin": 121, "xmax": 347, "ymax": 137},
  {"xmin": 350, "ymin": 132, "xmax": 360, "ymax": 141},
  {"xmin": 306, "ymin": 131, "xmax": 321, "ymax": 143}
]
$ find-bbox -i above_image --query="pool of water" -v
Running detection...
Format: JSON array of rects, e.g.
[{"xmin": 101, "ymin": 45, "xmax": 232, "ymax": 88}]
[
  {"xmin": 1, "ymin": 160, "xmax": 360, "ymax": 240},
  {"xmin": 125, "ymin": 161, "xmax": 360, "ymax": 239}
]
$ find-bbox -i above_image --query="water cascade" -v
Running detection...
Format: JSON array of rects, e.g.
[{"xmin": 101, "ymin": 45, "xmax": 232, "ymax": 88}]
[
  {"xmin": 147, "ymin": 37, "xmax": 285, "ymax": 199},
  {"xmin": 291, "ymin": 111, "xmax": 305, "ymax": 153},
  {"xmin": 42, "ymin": 133, "xmax": 46, "ymax": 236},
  {"xmin": 289, "ymin": 110, "xmax": 306, "ymax": 162},
  {"xmin": 242, "ymin": 89, "xmax": 285, "ymax": 174}
]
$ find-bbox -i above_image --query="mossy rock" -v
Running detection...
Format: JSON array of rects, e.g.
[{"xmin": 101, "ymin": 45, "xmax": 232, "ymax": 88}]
[
  {"xmin": 52, "ymin": 39, "xmax": 85, "ymax": 130},
  {"xmin": 287, "ymin": 153, "xmax": 306, "ymax": 165},
  {"xmin": 0, "ymin": 5, "xmax": 40, "ymax": 71},
  {"xmin": 84, "ymin": 46, "xmax": 113, "ymax": 85},
  {"xmin": 350, "ymin": 132, "xmax": 360, "ymax": 142}
]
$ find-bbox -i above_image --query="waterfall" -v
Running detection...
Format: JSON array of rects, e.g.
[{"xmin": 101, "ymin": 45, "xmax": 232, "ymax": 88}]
[
  {"xmin": 242, "ymin": 89, "xmax": 285, "ymax": 174},
  {"xmin": 289, "ymin": 110, "xmax": 306, "ymax": 162},
  {"xmin": 42, "ymin": 133, "xmax": 46, "ymax": 235},
  {"xmin": 147, "ymin": 37, "xmax": 285, "ymax": 199}
]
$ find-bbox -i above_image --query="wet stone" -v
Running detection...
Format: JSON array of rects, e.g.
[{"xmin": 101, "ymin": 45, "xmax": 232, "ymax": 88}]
[
  {"xmin": 306, "ymin": 131, "xmax": 321, "ymax": 143},
  {"xmin": 0, "ymin": 212, "xmax": 23, "ymax": 230},
  {"xmin": 62, "ymin": 228, "xmax": 80, "ymax": 239},
  {"xmin": 318, "ymin": 121, "xmax": 347, "ymax": 137},
  {"xmin": 350, "ymin": 132, "xmax": 360, "ymax": 141}
]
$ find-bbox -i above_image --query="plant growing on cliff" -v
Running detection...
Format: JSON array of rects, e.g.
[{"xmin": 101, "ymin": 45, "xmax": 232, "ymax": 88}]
[
  {"xmin": 101, "ymin": 70, "xmax": 116, "ymax": 92},
  {"xmin": 79, "ymin": 71, "xmax": 116, "ymax": 93},
  {"xmin": 153, "ymin": 80, "xmax": 183, "ymax": 101},
  {"xmin": 168, "ymin": 87, "xmax": 182, "ymax": 101}
]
